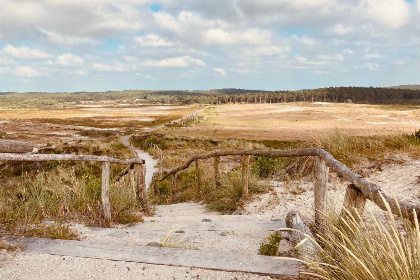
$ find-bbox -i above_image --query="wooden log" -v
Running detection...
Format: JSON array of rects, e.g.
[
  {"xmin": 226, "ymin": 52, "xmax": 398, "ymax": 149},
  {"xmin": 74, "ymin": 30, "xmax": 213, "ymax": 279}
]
[
  {"xmin": 101, "ymin": 161, "xmax": 111, "ymax": 227},
  {"xmin": 314, "ymin": 156, "xmax": 329, "ymax": 231},
  {"xmin": 160, "ymin": 148, "xmax": 319, "ymax": 181},
  {"xmin": 241, "ymin": 155, "xmax": 250, "ymax": 197},
  {"xmin": 195, "ymin": 159, "xmax": 201, "ymax": 194},
  {"xmin": 316, "ymin": 148, "xmax": 420, "ymax": 222},
  {"xmin": 0, "ymin": 153, "xmax": 144, "ymax": 165},
  {"xmin": 214, "ymin": 156, "xmax": 221, "ymax": 188},
  {"xmin": 341, "ymin": 184, "xmax": 367, "ymax": 218},
  {"xmin": 114, "ymin": 163, "xmax": 135, "ymax": 183},
  {"xmin": 0, "ymin": 140, "xmax": 35, "ymax": 153}
]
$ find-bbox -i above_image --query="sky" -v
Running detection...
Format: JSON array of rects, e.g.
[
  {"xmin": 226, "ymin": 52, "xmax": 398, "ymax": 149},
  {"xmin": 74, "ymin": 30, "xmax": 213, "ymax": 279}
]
[{"xmin": 0, "ymin": 0, "xmax": 420, "ymax": 92}]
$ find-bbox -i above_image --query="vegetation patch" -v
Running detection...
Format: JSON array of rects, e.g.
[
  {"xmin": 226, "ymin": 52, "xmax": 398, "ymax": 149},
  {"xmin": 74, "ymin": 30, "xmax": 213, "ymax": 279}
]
[{"xmin": 258, "ymin": 231, "xmax": 283, "ymax": 256}]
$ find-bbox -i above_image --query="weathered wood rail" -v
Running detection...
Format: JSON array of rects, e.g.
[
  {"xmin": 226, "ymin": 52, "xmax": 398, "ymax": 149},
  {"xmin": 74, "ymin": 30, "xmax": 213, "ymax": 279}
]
[
  {"xmin": 0, "ymin": 153, "xmax": 147, "ymax": 227},
  {"xmin": 160, "ymin": 148, "xmax": 420, "ymax": 226}
]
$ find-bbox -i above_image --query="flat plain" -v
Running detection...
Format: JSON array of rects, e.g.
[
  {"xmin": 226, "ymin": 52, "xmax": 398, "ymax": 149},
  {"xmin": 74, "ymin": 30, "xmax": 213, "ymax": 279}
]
[{"xmin": 161, "ymin": 103, "xmax": 420, "ymax": 141}]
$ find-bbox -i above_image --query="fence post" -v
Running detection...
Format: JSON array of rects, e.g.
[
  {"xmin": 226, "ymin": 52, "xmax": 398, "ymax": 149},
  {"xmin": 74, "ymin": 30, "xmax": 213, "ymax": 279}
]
[
  {"xmin": 135, "ymin": 163, "xmax": 149, "ymax": 211},
  {"xmin": 130, "ymin": 169, "xmax": 136, "ymax": 200},
  {"xmin": 241, "ymin": 155, "xmax": 250, "ymax": 197},
  {"xmin": 171, "ymin": 173, "xmax": 177, "ymax": 196},
  {"xmin": 214, "ymin": 156, "xmax": 221, "ymax": 188},
  {"xmin": 101, "ymin": 161, "xmax": 111, "ymax": 227},
  {"xmin": 341, "ymin": 184, "xmax": 367, "ymax": 219},
  {"xmin": 314, "ymin": 156, "xmax": 329, "ymax": 231},
  {"xmin": 195, "ymin": 159, "xmax": 201, "ymax": 195}
]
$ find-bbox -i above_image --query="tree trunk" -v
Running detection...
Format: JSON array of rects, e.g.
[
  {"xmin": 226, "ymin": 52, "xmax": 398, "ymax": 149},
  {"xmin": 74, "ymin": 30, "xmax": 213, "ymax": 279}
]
[{"xmin": 241, "ymin": 155, "xmax": 250, "ymax": 197}]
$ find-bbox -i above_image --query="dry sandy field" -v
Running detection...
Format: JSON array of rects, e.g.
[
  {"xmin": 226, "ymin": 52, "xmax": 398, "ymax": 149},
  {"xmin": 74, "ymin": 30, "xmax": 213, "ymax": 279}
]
[
  {"xmin": 161, "ymin": 103, "xmax": 420, "ymax": 141},
  {"xmin": 0, "ymin": 104, "xmax": 202, "ymax": 142}
]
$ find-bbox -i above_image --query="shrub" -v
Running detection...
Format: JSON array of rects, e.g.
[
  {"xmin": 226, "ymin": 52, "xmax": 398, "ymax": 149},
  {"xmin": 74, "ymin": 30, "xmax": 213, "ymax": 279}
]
[
  {"xmin": 258, "ymin": 231, "xmax": 283, "ymax": 256},
  {"xmin": 252, "ymin": 156, "xmax": 285, "ymax": 178}
]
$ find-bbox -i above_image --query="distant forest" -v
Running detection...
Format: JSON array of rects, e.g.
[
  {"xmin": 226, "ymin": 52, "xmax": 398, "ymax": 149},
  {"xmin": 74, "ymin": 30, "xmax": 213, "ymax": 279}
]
[{"xmin": 0, "ymin": 86, "xmax": 419, "ymax": 107}]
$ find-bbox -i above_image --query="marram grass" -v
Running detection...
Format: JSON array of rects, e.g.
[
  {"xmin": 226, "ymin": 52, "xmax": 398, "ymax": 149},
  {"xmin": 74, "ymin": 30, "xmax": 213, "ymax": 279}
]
[{"xmin": 303, "ymin": 197, "xmax": 420, "ymax": 280}]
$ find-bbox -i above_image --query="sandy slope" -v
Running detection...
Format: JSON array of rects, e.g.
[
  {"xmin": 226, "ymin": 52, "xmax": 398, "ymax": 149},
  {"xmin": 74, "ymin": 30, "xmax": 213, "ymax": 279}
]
[{"xmin": 1, "ymin": 157, "xmax": 419, "ymax": 279}]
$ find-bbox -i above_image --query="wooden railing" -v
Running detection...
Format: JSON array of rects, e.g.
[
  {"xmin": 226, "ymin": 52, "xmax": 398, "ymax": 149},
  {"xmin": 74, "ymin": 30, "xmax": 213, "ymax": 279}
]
[
  {"xmin": 160, "ymin": 148, "xmax": 420, "ymax": 227},
  {"xmin": 0, "ymin": 153, "xmax": 147, "ymax": 227}
]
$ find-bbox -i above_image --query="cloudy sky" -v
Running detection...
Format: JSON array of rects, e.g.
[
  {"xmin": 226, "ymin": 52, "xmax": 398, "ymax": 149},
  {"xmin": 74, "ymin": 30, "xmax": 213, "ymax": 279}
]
[{"xmin": 1, "ymin": 0, "xmax": 420, "ymax": 92}]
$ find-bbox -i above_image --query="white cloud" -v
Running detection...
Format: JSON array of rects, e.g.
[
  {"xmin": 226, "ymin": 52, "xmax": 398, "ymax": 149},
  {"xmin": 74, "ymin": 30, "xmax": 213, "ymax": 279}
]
[
  {"xmin": 355, "ymin": 62, "xmax": 380, "ymax": 71},
  {"xmin": 242, "ymin": 45, "xmax": 290, "ymax": 56},
  {"xmin": 230, "ymin": 67, "xmax": 249, "ymax": 74},
  {"xmin": 14, "ymin": 66, "xmax": 47, "ymax": 77},
  {"xmin": 358, "ymin": 0, "xmax": 411, "ymax": 29},
  {"xmin": 134, "ymin": 34, "xmax": 174, "ymax": 47},
  {"xmin": 1, "ymin": 45, "xmax": 51, "ymax": 59},
  {"xmin": 143, "ymin": 56, "xmax": 206, "ymax": 67},
  {"xmin": 203, "ymin": 28, "xmax": 271, "ymax": 45},
  {"xmin": 343, "ymin": 49, "xmax": 354, "ymax": 54},
  {"xmin": 292, "ymin": 35, "xmax": 319, "ymax": 46},
  {"xmin": 40, "ymin": 29, "xmax": 97, "ymax": 46},
  {"xmin": 212, "ymin": 68, "xmax": 227, "ymax": 76},
  {"xmin": 329, "ymin": 24, "xmax": 353, "ymax": 36},
  {"xmin": 364, "ymin": 53, "xmax": 382, "ymax": 60},
  {"xmin": 57, "ymin": 53, "xmax": 85, "ymax": 67},
  {"xmin": 295, "ymin": 54, "xmax": 328, "ymax": 65},
  {"xmin": 0, "ymin": 57, "xmax": 16, "ymax": 65},
  {"xmin": 92, "ymin": 62, "xmax": 128, "ymax": 72}
]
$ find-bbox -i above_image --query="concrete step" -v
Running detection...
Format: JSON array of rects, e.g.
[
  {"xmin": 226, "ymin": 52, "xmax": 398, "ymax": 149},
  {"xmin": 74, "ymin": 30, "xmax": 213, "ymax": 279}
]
[{"xmin": 22, "ymin": 237, "xmax": 301, "ymax": 279}]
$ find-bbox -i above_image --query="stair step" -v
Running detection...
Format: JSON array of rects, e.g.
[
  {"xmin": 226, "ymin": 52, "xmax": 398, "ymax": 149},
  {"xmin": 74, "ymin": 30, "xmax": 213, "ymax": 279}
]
[{"xmin": 22, "ymin": 237, "xmax": 301, "ymax": 279}]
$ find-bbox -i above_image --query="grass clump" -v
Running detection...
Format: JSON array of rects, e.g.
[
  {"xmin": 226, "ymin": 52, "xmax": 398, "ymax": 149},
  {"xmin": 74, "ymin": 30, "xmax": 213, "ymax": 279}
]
[
  {"xmin": 252, "ymin": 156, "xmax": 285, "ymax": 178},
  {"xmin": 258, "ymin": 231, "xmax": 283, "ymax": 256},
  {"xmin": 309, "ymin": 129, "xmax": 420, "ymax": 165},
  {"xmin": 305, "ymin": 199, "xmax": 420, "ymax": 280}
]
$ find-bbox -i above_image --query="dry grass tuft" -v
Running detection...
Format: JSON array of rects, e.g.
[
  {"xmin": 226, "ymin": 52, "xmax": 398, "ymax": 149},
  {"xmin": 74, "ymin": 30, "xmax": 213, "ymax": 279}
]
[{"xmin": 304, "ymin": 198, "xmax": 420, "ymax": 280}]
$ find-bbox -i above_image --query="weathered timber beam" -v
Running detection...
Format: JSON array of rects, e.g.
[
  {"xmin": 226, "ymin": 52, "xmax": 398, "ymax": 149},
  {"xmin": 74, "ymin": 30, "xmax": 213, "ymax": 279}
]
[
  {"xmin": 160, "ymin": 148, "xmax": 318, "ymax": 181},
  {"xmin": 0, "ymin": 153, "xmax": 144, "ymax": 165},
  {"xmin": 316, "ymin": 148, "xmax": 420, "ymax": 222},
  {"xmin": 114, "ymin": 163, "xmax": 135, "ymax": 182}
]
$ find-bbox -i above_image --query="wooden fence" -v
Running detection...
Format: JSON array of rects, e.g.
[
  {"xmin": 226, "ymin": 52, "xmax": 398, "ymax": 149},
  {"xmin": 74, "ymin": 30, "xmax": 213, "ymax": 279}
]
[
  {"xmin": 0, "ymin": 153, "xmax": 147, "ymax": 227},
  {"xmin": 160, "ymin": 148, "xmax": 420, "ymax": 227}
]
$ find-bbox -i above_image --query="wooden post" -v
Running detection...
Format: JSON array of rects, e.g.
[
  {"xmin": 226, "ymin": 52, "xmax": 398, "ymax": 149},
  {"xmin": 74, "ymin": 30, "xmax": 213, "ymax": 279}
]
[
  {"xmin": 214, "ymin": 156, "xmax": 221, "ymax": 188},
  {"xmin": 341, "ymin": 184, "xmax": 367, "ymax": 219},
  {"xmin": 241, "ymin": 155, "xmax": 250, "ymax": 197},
  {"xmin": 171, "ymin": 173, "xmax": 177, "ymax": 196},
  {"xmin": 135, "ymin": 163, "xmax": 149, "ymax": 211},
  {"xmin": 101, "ymin": 161, "xmax": 111, "ymax": 227},
  {"xmin": 130, "ymin": 169, "xmax": 136, "ymax": 200},
  {"xmin": 314, "ymin": 156, "xmax": 329, "ymax": 230},
  {"xmin": 195, "ymin": 159, "xmax": 201, "ymax": 195}
]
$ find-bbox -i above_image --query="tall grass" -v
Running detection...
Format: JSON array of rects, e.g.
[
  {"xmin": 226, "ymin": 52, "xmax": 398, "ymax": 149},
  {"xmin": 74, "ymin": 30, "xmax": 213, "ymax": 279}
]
[
  {"xmin": 305, "ymin": 199, "xmax": 420, "ymax": 280},
  {"xmin": 309, "ymin": 129, "xmax": 420, "ymax": 165},
  {"xmin": 0, "ymin": 162, "xmax": 143, "ymax": 239}
]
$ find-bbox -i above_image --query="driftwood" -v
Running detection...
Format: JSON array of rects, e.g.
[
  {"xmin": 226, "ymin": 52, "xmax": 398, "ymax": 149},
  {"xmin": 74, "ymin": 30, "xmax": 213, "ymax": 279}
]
[
  {"xmin": 0, "ymin": 153, "xmax": 144, "ymax": 165},
  {"xmin": 114, "ymin": 163, "xmax": 135, "ymax": 182},
  {"xmin": 315, "ymin": 148, "xmax": 420, "ymax": 222},
  {"xmin": 195, "ymin": 159, "xmax": 201, "ymax": 194},
  {"xmin": 160, "ymin": 148, "xmax": 318, "ymax": 182},
  {"xmin": 214, "ymin": 156, "xmax": 221, "ymax": 188},
  {"xmin": 159, "ymin": 147, "xmax": 420, "ymax": 223},
  {"xmin": 0, "ymin": 140, "xmax": 35, "ymax": 153},
  {"xmin": 241, "ymin": 155, "xmax": 250, "ymax": 197},
  {"xmin": 101, "ymin": 161, "xmax": 111, "ymax": 227},
  {"xmin": 314, "ymin": 156, "xmax": 329, "ymax": 230},
  {"xmin": 341, "ymin": 184, "xmax": 367, "ymax": 219}
]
